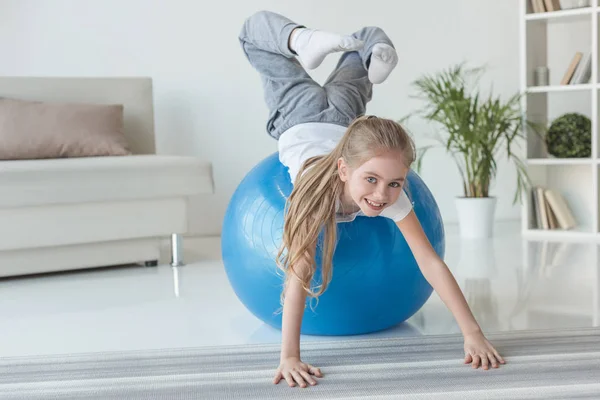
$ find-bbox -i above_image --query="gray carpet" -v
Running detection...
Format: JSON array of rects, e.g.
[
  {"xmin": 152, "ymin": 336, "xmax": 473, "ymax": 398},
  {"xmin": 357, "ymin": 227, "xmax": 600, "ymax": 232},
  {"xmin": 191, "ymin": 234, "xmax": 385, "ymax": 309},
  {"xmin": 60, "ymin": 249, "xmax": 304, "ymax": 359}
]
[{"xmin": 1, "ymin": 327, "xmax": 599, "ymax": 399}]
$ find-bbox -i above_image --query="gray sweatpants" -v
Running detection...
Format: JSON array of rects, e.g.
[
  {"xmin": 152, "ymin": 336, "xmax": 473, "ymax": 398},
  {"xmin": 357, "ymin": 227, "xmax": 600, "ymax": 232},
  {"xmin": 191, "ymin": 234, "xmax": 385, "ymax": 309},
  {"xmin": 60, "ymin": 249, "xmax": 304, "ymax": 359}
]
[{"xmin": 239, "ymin": 11, "xmax": 396, "ymax": 139}]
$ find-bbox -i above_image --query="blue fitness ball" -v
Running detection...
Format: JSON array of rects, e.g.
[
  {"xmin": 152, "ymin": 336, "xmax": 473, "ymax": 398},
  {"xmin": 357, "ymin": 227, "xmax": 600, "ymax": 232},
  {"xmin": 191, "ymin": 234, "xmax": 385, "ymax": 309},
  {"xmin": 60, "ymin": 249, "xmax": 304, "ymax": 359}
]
[{"xmin": 222, "ymin": 152, "xmax": 445, "ymax": 336}]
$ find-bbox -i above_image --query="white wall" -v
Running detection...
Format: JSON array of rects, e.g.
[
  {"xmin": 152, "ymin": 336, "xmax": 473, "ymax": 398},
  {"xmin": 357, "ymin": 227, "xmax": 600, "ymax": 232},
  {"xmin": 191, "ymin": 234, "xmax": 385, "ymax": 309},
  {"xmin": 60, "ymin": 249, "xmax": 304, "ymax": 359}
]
[{"xmin": 0, "ymin": 0, "xmax": 522, "ymax": 236}]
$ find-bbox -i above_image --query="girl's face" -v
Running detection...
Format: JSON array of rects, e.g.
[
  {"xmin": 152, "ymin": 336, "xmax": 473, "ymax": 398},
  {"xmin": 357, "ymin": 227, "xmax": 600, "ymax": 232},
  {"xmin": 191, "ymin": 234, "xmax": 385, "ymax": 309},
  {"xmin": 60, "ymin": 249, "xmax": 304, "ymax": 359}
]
[{"xmin": 338, "ymin": 149, "xmax": 409, "ymax": 217}]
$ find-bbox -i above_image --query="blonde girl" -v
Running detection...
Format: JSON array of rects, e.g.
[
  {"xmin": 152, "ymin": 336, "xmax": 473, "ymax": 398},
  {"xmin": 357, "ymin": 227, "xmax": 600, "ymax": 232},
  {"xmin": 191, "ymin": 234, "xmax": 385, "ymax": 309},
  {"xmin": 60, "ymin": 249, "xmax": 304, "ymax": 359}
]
[{"xmin": 239, "ymin": 10, "xmax": 505, "ymax": 389}]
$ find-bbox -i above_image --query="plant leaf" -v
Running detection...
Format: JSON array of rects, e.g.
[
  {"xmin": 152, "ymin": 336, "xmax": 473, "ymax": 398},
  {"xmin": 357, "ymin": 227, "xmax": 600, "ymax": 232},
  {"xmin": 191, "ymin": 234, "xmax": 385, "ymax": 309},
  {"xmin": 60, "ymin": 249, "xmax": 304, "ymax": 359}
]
[{"xmin": 402, "ymin": 63, "xmax": 542, "ymax": 203}]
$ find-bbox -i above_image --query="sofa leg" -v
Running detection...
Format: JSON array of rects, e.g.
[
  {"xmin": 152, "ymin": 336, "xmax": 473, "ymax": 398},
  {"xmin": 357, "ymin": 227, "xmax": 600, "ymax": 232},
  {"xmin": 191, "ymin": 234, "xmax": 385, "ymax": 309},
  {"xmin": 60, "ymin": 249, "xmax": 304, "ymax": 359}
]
[
  {"xmin": 144, "ymin": 260, "xmax": 158, "ymax": 267},
  {"xmin": 171, "ymin": 233, "xmax": 184, "ymax": 267}
]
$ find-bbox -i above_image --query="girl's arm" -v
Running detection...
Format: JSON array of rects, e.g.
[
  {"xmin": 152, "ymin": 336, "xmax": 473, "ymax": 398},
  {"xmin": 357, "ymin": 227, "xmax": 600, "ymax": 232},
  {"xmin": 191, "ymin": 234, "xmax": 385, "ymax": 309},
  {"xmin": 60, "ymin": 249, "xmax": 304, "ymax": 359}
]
[
  {"xmin": 396, "ymin": 210, "xmax": 505, "ymax": 369},
  {"xmin": 280, "ymin": 264, "xmax": 309, "ymax": 359},
  {"xmin": 396, "ymin": 210, "xmax": 481, "ymax": 336},
  {"xmin": 274, "ymin": 255, "xmax": 323, "ymax": 387}
]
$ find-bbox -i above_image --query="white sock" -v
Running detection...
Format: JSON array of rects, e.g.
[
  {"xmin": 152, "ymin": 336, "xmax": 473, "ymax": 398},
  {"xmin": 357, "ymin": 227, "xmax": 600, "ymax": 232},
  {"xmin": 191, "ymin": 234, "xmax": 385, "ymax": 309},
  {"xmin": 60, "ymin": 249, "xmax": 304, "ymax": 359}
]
[
  {"xmin": 290, "ymin": 28, "xmax": 364, "ymax": 69},
  {"xmin": 368, "ymin": 43, "xmax": 398, "ymax": 84}
]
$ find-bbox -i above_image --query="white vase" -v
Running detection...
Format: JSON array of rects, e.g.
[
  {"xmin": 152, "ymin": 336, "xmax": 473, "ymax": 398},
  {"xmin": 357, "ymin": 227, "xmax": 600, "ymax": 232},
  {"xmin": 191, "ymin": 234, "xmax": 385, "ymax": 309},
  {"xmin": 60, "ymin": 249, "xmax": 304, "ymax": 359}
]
[{"xmin": 454, "ymin": 197, "xmax": 497, "ymax": 238}]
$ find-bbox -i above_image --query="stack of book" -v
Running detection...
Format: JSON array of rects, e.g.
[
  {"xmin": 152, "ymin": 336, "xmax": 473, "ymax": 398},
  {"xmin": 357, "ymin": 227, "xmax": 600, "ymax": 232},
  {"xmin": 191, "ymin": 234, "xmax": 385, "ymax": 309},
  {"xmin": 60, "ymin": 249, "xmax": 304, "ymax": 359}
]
[
  {"xmin": 560, "ymin": 51, "xmax": 592, "ymax": 85},
  {"xmin": 530, "ymin": 186, "xmax": 577, "ymax": 230},
  {"xmin": 530, "ymin": 0, "xmax": 590, "ymax": 12},
  {"xmin": 530, "ymin": 0, "xmax": 562, "ymax": 13}
]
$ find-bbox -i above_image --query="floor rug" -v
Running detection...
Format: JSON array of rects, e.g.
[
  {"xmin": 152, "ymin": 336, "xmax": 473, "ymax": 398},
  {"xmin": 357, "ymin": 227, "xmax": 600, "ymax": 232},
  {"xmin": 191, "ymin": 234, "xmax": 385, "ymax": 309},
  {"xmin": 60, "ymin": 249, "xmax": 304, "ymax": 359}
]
[{"xmin": 1, "ymin": 327, "xmax": 599, "ymax": 399}]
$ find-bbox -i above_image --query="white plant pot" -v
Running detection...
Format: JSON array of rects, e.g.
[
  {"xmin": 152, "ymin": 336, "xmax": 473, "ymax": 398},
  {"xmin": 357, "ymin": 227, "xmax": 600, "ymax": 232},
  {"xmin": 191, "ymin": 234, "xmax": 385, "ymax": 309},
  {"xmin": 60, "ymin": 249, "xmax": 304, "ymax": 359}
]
[{"xmin": 455, "ymin": 197, "xmax": 497, "ymax": 238}]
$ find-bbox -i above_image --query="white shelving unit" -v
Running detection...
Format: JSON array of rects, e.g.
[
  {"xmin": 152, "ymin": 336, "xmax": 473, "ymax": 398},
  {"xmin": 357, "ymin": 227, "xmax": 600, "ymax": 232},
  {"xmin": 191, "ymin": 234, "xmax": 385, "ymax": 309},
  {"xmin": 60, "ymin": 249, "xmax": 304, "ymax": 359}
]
[
  {"xmin": 519, "ymin": 0, "xmax": 600, "ymax": 241},
  {"xmin": 520, "ymin": 1, "xmax": 600, "ymax": 329}
]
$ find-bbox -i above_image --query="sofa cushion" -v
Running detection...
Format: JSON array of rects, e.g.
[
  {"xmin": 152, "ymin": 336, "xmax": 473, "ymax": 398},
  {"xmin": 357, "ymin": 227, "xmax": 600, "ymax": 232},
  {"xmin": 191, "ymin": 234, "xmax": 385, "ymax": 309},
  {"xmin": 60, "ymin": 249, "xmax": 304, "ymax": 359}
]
[
  {"xmin": 0, "ymin": 155, "xmax": 214, "ymax": 208},
  {"xmin": 0, "ymin": 97, "xmax": 131, "ymax": 160}
]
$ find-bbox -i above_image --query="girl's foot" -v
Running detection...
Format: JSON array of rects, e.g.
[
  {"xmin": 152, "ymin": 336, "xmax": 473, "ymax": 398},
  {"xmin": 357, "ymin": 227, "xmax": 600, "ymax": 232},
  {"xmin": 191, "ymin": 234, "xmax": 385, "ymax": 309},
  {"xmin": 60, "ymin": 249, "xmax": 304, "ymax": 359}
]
[
  {"xmin": 368, "ymin": 43, "xmax": 398, "ymax": 84},
  {"xmin": 290, "ymin": 28, "xmax": 364, "ymax": 69}
]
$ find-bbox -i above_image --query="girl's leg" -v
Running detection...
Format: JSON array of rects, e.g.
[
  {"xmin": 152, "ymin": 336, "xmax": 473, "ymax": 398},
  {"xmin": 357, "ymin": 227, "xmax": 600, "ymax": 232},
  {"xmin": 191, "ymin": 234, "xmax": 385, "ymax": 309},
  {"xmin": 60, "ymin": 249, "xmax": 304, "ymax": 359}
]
[
  {"xmin": 239, "ymin": 11, "xmax": 364, "ymax": 138},
  {"xmin": 323, "ymin": 27, "xmax": 398, "ymax": 121},
  {"xmin": 239, "ymin": 11, "xmax": 317, "ymax": 139}
]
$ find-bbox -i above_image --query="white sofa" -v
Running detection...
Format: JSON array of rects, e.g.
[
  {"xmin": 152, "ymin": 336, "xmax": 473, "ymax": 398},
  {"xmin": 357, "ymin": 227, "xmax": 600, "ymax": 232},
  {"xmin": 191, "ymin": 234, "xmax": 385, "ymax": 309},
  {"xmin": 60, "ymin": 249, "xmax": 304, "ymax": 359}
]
[{"xmin": 0, "ymin": 77, "xmax": 214, "ymax": 277}]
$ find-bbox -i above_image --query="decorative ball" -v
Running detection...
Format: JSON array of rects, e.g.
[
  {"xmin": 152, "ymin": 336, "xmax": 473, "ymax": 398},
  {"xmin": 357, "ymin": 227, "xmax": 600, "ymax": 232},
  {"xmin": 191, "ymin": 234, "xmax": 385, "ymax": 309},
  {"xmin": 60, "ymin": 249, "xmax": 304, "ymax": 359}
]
[
  {"xmin": 221, "ymin": 152, "xmax": 445, "ymax": 336},
  {"xmin": 547, "ymin": 113, "xmax": 591, "ymax": 158}
]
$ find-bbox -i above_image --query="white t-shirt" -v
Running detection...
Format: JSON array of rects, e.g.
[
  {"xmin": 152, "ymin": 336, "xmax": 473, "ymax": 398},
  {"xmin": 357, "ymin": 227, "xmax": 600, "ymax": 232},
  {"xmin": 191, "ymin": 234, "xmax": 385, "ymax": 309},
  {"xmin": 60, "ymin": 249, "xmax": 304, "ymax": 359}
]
[{"xmin": 278, "ymin": 123, "xmax": 413, "ymax": 223}]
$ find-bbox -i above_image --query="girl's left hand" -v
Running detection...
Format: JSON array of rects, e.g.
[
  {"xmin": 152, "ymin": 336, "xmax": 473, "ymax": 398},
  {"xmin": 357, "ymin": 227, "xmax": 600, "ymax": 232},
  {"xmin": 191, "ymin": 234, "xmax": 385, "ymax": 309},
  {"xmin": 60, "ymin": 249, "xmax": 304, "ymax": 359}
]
[{"xmin": 463, "ymin": 331, "xmax": 505, "ymax": 370}]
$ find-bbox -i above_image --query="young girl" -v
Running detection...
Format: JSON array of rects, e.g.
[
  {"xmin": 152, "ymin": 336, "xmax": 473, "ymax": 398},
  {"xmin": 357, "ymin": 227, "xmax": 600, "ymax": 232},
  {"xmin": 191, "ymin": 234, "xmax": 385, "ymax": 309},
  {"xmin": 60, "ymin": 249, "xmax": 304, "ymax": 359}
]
[{"xmin": 239, "ymin": 10, "xmax": 505, "ymax": 389}]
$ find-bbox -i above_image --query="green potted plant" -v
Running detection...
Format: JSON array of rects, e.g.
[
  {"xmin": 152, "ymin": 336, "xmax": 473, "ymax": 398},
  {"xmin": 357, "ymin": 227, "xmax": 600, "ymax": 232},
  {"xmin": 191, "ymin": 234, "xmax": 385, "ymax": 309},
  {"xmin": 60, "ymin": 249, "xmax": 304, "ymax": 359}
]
[{"xmin": 401, "ymin": 63, "xmax": 536, "ymax": 238}]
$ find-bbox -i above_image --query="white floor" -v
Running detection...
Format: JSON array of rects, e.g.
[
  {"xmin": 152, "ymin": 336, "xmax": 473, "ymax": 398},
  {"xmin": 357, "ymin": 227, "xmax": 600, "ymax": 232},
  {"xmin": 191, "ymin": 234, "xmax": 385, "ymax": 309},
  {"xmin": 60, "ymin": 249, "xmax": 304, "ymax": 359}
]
[{"xmin": 0, "ymin": 221, "xmax": 598, "ymax": 358}]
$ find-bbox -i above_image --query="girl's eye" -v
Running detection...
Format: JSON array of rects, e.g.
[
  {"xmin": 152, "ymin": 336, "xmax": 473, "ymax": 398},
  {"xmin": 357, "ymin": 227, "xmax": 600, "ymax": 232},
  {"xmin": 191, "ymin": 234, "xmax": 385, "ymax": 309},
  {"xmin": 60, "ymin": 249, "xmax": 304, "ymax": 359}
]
[
  {"xmin": 366, "ymin": 177, "xmax": 377, "ymax": 184},
  {"xmin": 389, "ymin": 182, "xmax": 401, "ymax": 188}
]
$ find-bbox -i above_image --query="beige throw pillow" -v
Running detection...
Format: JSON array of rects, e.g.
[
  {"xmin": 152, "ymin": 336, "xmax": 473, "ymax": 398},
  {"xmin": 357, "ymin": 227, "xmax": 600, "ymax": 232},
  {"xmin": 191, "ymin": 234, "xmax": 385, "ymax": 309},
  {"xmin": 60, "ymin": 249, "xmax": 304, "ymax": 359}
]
[{"xmin": 0, "ymin": 97, "xmax": 131, "ymax": 160}]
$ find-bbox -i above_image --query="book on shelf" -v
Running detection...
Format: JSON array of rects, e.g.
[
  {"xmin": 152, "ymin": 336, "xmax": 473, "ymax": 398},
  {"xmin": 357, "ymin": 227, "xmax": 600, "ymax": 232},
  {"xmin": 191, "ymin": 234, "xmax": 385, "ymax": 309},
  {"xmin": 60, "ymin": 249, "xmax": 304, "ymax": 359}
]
[
  {"xmin": 544, "ymin": 189, "xmax": 577, "ymax": 229},
  {"xmin": 530, "ymin": 0, "xmax": 545, "ymax": 12},
  {"xmin": 544, "ymin": 0, "xmax": 562, "ymax": 11},
  {"xmin": 570, "ymin": 52, "xmax": 591, "ymax": 85},
  {"xmin": 530, "ymin": 186, "xmax": 576, "ymax": 230},
  {"xmin": 530, "ymin": 188, "xmax": 542, "ymax": 228},
  {"xmin": 530, "ymin": 0, "xmax": 562, "ymax": 13},
  {"xmin": 560, "ymin": 52, "xmax": 583, "ymax": 85},
  {"xmin": 537, "ymin": 0, "xmax": 546, "ymax": 12},
  {"xmin": 536, "ymin": 187, "xmax": 550, "ymax": 229}
]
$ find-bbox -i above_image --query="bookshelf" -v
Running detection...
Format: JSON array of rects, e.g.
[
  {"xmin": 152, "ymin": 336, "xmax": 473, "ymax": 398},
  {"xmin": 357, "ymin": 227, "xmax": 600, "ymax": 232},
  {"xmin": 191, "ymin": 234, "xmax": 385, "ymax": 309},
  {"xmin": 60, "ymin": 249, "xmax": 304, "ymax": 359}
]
[{"xmin": 519, "ymin": 0, "xmax": 600, "ymax": 240}]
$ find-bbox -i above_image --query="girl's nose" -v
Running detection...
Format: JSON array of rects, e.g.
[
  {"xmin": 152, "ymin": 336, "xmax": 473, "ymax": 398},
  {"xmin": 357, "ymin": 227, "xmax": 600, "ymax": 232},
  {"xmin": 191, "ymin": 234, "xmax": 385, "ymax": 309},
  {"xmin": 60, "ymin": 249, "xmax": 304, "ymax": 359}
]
[{"xmin": 374, "ymin": 186, "xmax": 387, "ymax": 200}]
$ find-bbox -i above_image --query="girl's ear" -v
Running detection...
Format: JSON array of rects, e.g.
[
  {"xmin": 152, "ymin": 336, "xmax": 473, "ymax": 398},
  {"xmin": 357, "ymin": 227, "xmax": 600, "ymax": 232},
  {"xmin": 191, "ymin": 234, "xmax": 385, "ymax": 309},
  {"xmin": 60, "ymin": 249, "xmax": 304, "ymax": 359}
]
[{"xmin": 337, "ymin": 157, "xmax": 349, "ymax": 182}]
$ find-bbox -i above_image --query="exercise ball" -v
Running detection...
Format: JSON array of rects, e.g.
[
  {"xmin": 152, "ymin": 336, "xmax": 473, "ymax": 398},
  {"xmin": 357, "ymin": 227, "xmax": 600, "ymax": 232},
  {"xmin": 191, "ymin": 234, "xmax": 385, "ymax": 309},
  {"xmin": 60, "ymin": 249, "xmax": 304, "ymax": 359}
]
[{"xmin": 222, "ymin": 152, "xmax": 445, "ymax": 336}]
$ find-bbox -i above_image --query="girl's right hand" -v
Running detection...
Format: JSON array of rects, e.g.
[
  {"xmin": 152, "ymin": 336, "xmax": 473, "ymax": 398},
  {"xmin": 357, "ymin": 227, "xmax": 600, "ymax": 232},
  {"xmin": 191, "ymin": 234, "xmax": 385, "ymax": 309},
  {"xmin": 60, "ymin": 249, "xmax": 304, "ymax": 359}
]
[{"xmin": 273, "ymin": 357, "xmax": 323, "ymax": 388}]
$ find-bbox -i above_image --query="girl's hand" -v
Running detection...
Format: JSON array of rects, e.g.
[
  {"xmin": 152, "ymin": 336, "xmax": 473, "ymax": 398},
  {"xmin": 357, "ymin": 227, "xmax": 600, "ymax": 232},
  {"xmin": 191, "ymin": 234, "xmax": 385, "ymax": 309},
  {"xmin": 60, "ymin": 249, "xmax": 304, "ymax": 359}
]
[
  {"xmin": 273, "ymin": 357, "xmax": 323, "ymax": 388},
  {"xmin": 463, "ymin": 331, "xmax": 505, "ymax": 370}
]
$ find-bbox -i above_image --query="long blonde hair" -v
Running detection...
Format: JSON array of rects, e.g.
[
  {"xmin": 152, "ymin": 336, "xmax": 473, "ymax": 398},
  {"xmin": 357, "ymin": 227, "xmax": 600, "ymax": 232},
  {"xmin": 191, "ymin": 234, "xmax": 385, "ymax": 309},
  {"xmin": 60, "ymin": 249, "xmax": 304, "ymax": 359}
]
[{"xmin": 276, "ymin": 116, "xmax": 416, "ymax": 304}]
